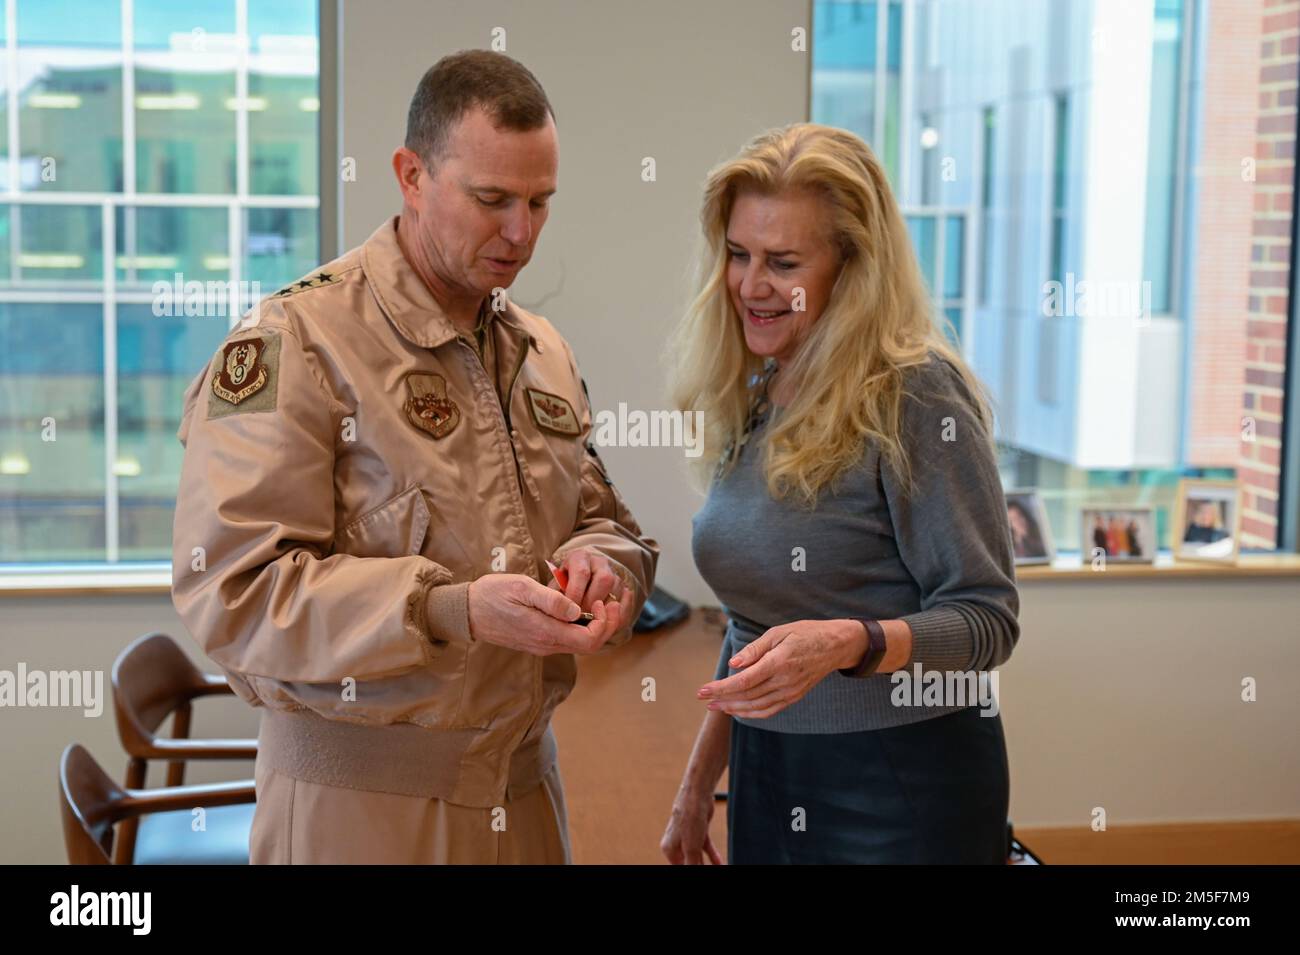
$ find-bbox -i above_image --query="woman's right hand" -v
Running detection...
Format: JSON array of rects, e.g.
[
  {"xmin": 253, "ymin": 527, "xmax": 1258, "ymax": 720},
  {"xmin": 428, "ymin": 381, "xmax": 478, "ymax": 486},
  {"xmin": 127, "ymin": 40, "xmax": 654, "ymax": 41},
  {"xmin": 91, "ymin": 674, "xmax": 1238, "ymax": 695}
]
[{"xmin": 661, "ymin": 787, "xmax": 724, "ymax": 865}]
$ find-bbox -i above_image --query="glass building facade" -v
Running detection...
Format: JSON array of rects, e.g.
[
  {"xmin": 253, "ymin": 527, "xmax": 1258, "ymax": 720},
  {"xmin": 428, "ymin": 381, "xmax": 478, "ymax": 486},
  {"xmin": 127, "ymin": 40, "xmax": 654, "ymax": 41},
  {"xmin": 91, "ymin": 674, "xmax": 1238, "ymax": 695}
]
[{"xmin": 812, "ymin": 0, "xmax": 1274, "ymax": 554}]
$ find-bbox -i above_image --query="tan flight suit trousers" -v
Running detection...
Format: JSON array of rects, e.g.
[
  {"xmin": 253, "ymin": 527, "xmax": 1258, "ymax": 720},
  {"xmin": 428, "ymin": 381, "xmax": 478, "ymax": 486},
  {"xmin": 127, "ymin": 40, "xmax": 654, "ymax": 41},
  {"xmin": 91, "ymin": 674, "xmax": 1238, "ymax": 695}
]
[{"xmin": 249, "ymin": 755, "xmax": 572, "ymax": 865}]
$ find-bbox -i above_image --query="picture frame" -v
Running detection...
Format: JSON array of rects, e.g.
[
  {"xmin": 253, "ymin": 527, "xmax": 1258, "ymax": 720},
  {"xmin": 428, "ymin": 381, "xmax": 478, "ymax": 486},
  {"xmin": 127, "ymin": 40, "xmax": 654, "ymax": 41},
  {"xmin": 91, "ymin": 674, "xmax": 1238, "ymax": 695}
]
[
  {"xmin": 1005, "ymin": 488, "xmax": 1055, "ymax": 565},
  {"xmin": 1079, "ymin": 506, "xmax": 1157, "ymax": 565},
  {"xmin": 1172, "ymin": 479, "xmax": 1242, "ymax": 564}
]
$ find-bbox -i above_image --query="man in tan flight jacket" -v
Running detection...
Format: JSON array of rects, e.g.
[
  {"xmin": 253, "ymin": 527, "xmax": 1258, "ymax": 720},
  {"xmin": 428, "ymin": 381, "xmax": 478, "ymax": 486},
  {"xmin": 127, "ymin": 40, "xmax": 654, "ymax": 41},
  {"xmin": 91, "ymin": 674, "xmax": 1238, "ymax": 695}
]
[{"xmin": 171, "ymin": 50, "xmax": 659, "ymax": 864}]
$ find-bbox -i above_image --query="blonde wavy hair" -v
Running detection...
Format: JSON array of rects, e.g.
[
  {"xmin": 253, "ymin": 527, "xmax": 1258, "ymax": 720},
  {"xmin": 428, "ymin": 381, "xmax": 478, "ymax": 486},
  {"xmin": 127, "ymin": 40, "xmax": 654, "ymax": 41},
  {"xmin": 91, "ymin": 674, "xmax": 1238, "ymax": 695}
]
[{"xmin": 668, "ymin": 122, "xmax": 994, "ymax": 507}]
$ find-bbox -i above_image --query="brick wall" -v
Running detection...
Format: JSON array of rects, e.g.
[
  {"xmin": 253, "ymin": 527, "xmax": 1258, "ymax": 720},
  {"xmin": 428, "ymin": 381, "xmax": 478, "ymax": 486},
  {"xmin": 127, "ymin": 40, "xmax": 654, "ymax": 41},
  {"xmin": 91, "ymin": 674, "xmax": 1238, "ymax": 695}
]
[
  {"xmin": 1241, "ymin": 0, "xmax": 1299, "ymax": 548},
  {"xmin": 1187, "ymin": 0, "xmax": 1261, "ymax": 470}
]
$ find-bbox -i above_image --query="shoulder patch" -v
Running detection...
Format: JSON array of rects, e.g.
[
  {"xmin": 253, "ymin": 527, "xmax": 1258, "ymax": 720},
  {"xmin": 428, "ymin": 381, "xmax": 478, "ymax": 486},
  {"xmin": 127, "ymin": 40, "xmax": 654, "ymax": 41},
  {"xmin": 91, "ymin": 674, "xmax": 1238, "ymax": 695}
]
[
  {"xmin": 207, "ymin": 330, "xmax": 282, "ymax": 418},
  {"xmin": 526, "ymin": 387, "xmax": 581, "ymax": 436},
  {"xmin": 270, "ymin": 270, "xmax": 341, "ymax": 299}
]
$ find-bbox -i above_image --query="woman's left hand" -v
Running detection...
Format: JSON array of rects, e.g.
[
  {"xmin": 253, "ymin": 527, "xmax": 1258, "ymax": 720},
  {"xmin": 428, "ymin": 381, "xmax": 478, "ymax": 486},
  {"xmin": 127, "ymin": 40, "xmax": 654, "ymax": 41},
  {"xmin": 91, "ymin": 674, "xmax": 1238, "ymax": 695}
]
[{"xmin": 697, "ymin": 619, "xmax": 866, "ymax": 719}]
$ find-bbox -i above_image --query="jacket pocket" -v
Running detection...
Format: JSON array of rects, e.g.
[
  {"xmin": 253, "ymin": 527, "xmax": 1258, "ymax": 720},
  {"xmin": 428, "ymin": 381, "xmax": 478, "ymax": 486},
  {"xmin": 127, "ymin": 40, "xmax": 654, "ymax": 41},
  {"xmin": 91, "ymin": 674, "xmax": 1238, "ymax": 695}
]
[
  {"xmin": 334, "ymin": 484, "xmax": 430, "ymax": 559},
  {"xmin": 452, "ymin": 641, "xmax": 540, "ymax": 732}
]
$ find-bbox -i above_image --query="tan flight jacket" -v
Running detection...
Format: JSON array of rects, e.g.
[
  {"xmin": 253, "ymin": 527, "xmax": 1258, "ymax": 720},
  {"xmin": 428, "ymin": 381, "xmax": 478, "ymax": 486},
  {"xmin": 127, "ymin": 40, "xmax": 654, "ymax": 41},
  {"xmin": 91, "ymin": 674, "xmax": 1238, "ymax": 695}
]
[{"xmin": 171, "ymin": 216, "xmax": 659, "ymax": 807}]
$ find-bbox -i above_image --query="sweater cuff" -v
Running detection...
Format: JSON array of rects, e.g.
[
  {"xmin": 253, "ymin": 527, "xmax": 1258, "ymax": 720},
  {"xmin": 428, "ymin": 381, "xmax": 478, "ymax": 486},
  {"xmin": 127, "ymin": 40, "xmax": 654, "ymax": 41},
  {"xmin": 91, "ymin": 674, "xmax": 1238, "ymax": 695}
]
[
  {"xmin": 423, "ymin": 582, "xmax": 474, "ymax": 645},
  {"xmin": 899, "ymin": 605, "xmax": 973, "ymax": 672}
]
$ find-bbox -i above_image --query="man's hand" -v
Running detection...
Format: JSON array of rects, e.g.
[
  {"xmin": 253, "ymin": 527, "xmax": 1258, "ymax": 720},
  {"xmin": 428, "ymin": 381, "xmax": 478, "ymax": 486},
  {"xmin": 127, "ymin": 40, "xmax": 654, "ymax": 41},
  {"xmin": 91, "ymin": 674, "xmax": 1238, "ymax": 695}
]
[
  {"xmin": 467, "ymin": 573, "xmax": 626, "ymax": 656},
  {"xmin": 548, "ymin": 548, "xmax": 636, "ymax": 630}
]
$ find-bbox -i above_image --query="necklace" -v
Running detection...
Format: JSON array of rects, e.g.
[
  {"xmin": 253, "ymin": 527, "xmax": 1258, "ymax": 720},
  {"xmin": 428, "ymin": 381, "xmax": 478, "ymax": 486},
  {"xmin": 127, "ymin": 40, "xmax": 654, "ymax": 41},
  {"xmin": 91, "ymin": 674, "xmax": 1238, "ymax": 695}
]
[{"xmin": 716, "ymin": 359, "xmax": 779, "ymax": 478}]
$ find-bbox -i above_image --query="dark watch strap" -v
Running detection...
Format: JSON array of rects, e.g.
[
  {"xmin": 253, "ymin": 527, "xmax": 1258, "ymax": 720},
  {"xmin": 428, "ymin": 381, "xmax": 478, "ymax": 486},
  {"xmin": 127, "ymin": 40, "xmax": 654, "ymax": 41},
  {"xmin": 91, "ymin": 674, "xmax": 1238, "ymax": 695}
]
[{"xmin": 838, "ymin": 619, "xmax": 888, "ymax": 678}]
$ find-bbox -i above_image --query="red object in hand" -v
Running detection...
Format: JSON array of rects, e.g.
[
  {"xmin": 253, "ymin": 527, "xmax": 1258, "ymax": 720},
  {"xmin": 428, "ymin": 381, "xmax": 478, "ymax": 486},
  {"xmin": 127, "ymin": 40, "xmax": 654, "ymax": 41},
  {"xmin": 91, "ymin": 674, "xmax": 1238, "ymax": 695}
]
[{"xmin": 546, "ymin": 559, "xmax": 597, "ymax": 623}]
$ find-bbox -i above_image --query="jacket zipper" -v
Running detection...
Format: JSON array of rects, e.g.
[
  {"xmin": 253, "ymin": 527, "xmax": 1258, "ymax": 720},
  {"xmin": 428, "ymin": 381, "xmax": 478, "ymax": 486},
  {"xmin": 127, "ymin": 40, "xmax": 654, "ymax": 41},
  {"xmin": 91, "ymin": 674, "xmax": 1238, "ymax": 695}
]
[
  {"xmin": 501, "ymin": 331, "xmax": 542, "ymax": 501},
  {"xmin": 479, "ymin": 330, "xmax": 548, "ymax": 771},
  {"xmin": 459, "ymin": 330, "xmax": 531, "ymax": 496}
]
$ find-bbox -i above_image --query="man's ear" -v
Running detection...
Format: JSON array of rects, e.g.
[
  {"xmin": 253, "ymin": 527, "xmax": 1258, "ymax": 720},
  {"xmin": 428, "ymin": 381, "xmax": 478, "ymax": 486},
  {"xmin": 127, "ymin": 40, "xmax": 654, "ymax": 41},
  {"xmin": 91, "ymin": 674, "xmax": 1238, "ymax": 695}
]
[{"xmin": 392, "ymin": 146, "xmax": 428, "ymax": 204}]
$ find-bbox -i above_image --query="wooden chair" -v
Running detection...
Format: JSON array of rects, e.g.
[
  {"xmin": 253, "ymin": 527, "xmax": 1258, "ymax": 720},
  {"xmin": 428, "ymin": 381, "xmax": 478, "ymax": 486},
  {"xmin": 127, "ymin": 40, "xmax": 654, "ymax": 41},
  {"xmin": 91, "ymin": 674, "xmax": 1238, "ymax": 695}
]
[
  {"xmin": 110, "ymin": 633, "xmax": 258, "ymax": 864},
  {"xmin": 59, "ymin": 744, "xmax": 255, "ymax": 865}
]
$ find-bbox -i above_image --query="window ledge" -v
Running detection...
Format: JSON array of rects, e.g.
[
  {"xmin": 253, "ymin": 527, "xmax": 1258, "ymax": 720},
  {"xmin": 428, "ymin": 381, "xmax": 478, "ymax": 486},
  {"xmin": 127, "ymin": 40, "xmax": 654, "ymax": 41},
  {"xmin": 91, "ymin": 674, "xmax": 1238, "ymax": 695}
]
[
  {"xmin": 0, "ymin": 564, "xmax": 172, "ymax": 597},
  {"xmin": 2, "ymin": 554, "xmax": 1299, "ymax": 598},
  {"xmin": 1016, "ymin": 552, "xmax": 1300, "ymax": 581}
]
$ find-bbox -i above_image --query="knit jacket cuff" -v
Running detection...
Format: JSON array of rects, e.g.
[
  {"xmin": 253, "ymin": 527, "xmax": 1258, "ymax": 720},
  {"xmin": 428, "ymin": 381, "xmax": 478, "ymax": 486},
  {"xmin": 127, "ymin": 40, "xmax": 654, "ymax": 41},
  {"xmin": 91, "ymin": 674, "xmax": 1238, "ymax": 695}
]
[{"xmin": 423, "ymin": 582, "xmax": 474, "ymax": 645}]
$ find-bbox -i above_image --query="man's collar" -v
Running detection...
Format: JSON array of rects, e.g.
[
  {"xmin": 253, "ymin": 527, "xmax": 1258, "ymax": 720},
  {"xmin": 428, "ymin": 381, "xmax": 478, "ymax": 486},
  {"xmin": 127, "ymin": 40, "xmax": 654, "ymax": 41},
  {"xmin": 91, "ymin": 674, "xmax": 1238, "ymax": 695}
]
[{"xmin": 362, "ymin": 214, "xmax": 526, "ymax": 349}]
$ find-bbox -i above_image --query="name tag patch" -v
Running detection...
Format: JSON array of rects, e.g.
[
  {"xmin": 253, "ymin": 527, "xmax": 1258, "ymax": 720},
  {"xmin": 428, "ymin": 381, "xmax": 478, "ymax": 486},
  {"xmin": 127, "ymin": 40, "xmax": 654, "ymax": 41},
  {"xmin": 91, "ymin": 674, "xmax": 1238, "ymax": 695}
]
[{"xmin": 526, "ymin": 388, "xmax": 580, "ymax": 436}]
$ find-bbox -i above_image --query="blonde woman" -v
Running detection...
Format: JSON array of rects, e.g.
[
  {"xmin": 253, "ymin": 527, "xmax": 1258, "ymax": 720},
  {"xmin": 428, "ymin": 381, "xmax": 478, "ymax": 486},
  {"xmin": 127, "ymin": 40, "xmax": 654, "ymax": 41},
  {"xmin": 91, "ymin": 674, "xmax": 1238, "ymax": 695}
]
[{"xmin": 660, "ymin": 124, "xmax": 1020, "ymax": 865}]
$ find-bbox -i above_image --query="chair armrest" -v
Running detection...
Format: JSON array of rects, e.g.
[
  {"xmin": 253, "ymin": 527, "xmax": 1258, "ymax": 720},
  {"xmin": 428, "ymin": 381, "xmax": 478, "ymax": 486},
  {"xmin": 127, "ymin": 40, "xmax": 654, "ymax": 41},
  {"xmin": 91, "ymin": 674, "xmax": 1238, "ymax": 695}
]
[
  {"xmin": 146, "ymin": 738, "xmax": 258, "ymax": 760},
  {"xmin": 189, "ymin": 673, "xmax": 237, "ymax": 698},
  {"xmin": 122, "ymin": 779, "xmax": 256, "ymax": 816}
]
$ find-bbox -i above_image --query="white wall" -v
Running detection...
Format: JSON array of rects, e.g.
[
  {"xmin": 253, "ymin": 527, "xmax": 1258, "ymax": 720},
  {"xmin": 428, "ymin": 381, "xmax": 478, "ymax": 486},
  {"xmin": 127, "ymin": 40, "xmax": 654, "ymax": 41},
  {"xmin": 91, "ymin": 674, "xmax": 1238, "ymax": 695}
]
[{"xmin": 1002, "ymin": 576, "xmax": 1300, "ymax": 825}]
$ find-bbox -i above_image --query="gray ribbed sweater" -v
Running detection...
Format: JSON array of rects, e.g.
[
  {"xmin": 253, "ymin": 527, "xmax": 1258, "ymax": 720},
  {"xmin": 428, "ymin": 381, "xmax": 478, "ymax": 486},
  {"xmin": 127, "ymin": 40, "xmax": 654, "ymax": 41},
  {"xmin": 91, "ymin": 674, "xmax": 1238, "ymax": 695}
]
[{"xmin": 690, "ymin": 353, "xmax": 1021, "ymax": 733}]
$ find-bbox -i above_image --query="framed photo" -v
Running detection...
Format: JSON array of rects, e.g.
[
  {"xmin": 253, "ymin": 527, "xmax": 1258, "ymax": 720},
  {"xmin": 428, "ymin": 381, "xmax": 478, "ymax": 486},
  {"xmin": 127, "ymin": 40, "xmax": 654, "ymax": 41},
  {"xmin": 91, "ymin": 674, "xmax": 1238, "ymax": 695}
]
[
  {"xmin": 1005, "ymin": 489, "xmax": 1055, "ymax": 565},
  {"xmin": 1172, "ymin": 479, "xmax": 1242, "ymax": 563},
  {"xmin": 1079, "ymin": 506, "xmax": 1157, "ymax": 565}
]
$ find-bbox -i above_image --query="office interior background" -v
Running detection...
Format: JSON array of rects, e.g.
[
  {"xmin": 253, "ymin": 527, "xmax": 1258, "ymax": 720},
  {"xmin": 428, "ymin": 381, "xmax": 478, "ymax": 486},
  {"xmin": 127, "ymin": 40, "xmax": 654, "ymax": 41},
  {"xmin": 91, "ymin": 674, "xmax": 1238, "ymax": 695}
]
[{"xmin": 1, "ymin": 0, "xmax": 1297, "ymax": 865}]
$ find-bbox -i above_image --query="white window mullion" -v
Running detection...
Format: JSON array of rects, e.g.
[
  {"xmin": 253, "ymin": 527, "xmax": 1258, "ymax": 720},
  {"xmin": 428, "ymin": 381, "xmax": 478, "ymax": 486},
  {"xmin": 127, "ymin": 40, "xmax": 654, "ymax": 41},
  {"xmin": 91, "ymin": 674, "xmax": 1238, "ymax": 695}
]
[
  {"xmin": 103, "ymin": 0, "xmax": 135, "ymax": 562},
  {"xmin": 7, "ymin": 0, "xmax": 19, "ymax": 281},
  {"xmin": 874, "ymin": 0, "xmax": 888, "ymax": 151},
  {"xmin": 1, "ymin": 190, "xmax": 315, "ymax": 208},
  {"xmin": 228, "ymin": 202, "xmax": 241, "ymax": 327},
  {"xmin": 6, "ymin": 0, "xmax": 17, "ymax": 196},
  {"xmin": 899, "ymin": 0, "xmax": 915, "ymax": 202},
  {"xmin": 235, "ymin": 0, "xmax": 249, "ymax": 199},
  {"xmin": 122, "ymin": 0, "xmax": 137, "ymax": 283},
  {"xmin": 234, "ymin": 0, "xmax": 249, "ymax": 323},
  {"xmin": 101, "ymin": 202, "xmax": 119, "ymax": 563}
]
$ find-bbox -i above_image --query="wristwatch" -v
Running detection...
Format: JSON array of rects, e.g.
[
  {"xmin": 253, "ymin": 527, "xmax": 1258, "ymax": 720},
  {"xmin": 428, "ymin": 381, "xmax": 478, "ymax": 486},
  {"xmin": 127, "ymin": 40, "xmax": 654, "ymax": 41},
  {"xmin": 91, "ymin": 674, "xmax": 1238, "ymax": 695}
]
[{"xmin": 838, "ymin": 619, "xmax": 888, "ymax": 678}]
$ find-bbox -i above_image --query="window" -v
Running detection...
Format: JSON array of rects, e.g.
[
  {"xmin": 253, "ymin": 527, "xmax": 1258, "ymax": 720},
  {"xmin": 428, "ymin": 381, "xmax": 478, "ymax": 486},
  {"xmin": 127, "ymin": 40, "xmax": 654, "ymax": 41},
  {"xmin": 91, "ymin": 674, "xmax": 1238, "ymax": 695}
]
[
  {"xmin": 812, "ymin": 0, "xmax": 904, "ymax": 183},
  {"xmin": 814, "ymin": 0, "xmax": 1295, "ymax": 554},
  {"xmin": 978, "ymin": 105, "xmax": 995, "ymax": 307},
  {"xmin": 0, "ymin": 0, "xmax": 320, "ymax": 568},
  {"xmin": 816, "ymin": 2, "xmax": 969, "ymax": 350},
  {"xmin": 905, "ymin": 211, "xmax": 967, "ymax": 349}
]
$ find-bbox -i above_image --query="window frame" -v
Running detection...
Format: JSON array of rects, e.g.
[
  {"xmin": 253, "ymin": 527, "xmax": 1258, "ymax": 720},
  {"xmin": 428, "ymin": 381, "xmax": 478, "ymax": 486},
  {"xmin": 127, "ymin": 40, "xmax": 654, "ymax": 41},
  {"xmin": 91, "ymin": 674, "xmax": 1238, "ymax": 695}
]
[{"xmin": 0, "ymin": 0, "xmax": 321, "ymax": 580}]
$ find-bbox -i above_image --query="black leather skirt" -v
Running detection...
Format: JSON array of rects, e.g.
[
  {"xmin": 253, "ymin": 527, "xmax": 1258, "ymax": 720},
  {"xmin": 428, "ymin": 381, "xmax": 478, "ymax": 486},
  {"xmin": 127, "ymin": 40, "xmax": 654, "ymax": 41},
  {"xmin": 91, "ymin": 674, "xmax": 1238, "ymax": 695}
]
[{"xmin": 727, "ymin": 705, "xmax": 1010, "ymax": 864}]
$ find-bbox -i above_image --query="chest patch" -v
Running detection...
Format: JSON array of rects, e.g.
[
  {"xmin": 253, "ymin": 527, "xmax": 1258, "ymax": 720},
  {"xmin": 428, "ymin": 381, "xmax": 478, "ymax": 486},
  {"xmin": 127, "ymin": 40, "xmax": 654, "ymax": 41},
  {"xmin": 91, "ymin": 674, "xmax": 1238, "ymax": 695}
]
[
  {"xmin": 403, "ymin": 372, "xmax": 460, "ymax": 439},
  {"xmin": 525, "ymin": 387, "xmax": 581, "ymax": 436}
]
